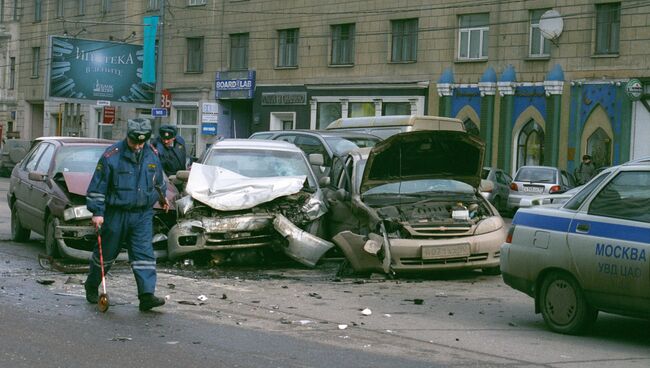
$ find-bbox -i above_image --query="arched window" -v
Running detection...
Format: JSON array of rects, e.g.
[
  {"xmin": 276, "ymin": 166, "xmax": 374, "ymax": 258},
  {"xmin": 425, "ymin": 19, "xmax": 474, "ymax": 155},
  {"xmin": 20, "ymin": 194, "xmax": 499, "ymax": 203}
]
[
  {"xmin": 587, "ymin": 127, "xmax": 611, "ymax": 169},
  {"xmin": 516, "ymin": 120, "xmax": 544, "ymax": 169},
  {"xmin": 463, "ymin": 118, "xmax": 479, "ymax": 136}
]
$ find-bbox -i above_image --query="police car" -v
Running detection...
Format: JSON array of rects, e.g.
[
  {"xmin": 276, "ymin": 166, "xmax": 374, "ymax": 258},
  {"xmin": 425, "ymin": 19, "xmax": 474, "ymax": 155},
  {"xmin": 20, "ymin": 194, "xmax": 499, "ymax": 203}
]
[{"xmin": 501, "ymin": 158, "xmax": 650, "ymax": 334}]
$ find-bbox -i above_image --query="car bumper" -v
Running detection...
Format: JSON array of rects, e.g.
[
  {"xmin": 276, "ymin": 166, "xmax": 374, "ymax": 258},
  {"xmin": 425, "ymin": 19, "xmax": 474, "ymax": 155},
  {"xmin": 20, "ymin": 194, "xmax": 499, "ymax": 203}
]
[
  {"xmin": 508, "ymin": 192, "xmax": 537, "ymax": 208},
  {"xmin": 55, "ymin": 224, "xmax": 167, "ymax": 261}
]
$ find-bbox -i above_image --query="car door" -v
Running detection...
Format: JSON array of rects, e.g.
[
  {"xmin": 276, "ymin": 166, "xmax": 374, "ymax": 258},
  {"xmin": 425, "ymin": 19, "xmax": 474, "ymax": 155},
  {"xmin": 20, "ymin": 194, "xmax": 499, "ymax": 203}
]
[
  {"xmin": 14, "ymin": 143, "xmax": 49, "ymax": 230},
  {"xmin": 293, "ymin": 135, "xmax": 331, "ymax": 180},
  {"xmin": 29, "ymin": 143, "xmax": 56, "ymax": 234},
  {"xmin": 326, "ymin": 156, "xmax": 359, "ymax": 238},
  {"xmin": 566, "ymin": 169, "xmax": 650, "ymax": 313}
]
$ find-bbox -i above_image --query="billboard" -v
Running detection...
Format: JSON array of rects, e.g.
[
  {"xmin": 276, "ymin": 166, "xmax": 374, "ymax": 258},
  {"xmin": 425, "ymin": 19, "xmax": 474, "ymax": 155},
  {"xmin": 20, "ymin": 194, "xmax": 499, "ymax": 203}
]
[{"xmin": 48, "ymin": 36, "xmax": 154, "ymax": 104}]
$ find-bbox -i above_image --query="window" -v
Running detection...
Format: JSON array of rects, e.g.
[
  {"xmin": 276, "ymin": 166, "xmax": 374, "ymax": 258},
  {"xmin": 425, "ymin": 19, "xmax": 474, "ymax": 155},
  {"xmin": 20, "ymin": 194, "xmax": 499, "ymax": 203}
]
[
  {"xmin": 56, "ymin": 0, "xmax": 64, "ymax": 18},
  {"xmin": 331, "ymin": 23, "xmax": 355, "ymax": 65},
  {"xmin": 12, "ymin": 0, "xmax": 18, "ymax": 21},
  {"xmin": 294, "ymin": 136, "xmax": 329, "ymax": 166},
  {"xmin": 9, "ymin": 57, "xmax": 15, "ymax": 89},
  {"xmin": 189, "ymin": 0, "xmax": 206, "ymax": 6},
  {"xmin": 391, "ymin": 19, "xmax": 418, "ymax": 62},
  {"xmin": 587, "ymin": 127, "xmax": 612, "ymax": 169},
  {"xmin": 348, "ymin": 102, "xmax": 375, "ymax": 117},
  {"xmin": 23, "ymin": 143, "xmax": 48, "ymax": 172},
  {"xmin": 317, "ymin": 102, "xmax": 341, "ymax": 129},
  {"xmin": 186, "ymin": 37, "xmax": 204, "ymax": 73},
  {"xmin": 516, "ymin": 120, "xmax": 544, "ymax": 170},
  {"xmin": 35, "ymin": 144, "xmax": 55, "ymax": 173},
  {"xmin": 277, "ymin": 28, "xmax": 299, "ymax": 67},
  {"xmin": 101, "ymin": 0, "xmax": 110, "ymax": 13},
  {"xmin": 31, "ymin": 47, "xmax": 40, "ymax": 78},
  {"xmin": 78, "ymin": 0, "xmax": 85, "ymax": 15},
  {"xmin": 148, "ymin": 0, "xmax": 160, "ymax": 10},
  {"xmin": 230, "ymin": 33, "xmax": 249, "ymax": 70},
  {"xmin": 458, "ymin": 13, "xmax": 489, "ymax": 60},
  {"xmin": 382, "ymin": 102, "xmax": 410, "ymax": 115},
  {"xmin": 176, "ymin": 108, "xmax": 198, "ymax": 156},
  {"xmin": 1, "ymin": 0, "xmax": 4, "ymax": 23},
  {"xmin": 530, "ymin": 9, "xmax": 551, "ymax": 57},
  {"xmin": 34, "ymin": 0, "xmax": 42, "ymax": 22},
  {"xmin": 595, "ymin": 3, "xmax": 620, "ymax": 55},
  {"xmin": 588, "ymin": 171, "xmax": 650, "ymax": 222},
  {"xmin": 463, "ymin": 119, "xmax": 480, "ymax": 136}
]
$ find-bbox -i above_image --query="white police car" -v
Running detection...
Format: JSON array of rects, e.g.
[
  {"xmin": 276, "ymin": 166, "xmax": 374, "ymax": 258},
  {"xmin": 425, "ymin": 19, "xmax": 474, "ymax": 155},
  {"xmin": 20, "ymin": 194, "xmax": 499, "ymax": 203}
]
[{"xmin": 501, "ymin": 158, "xmax": 650, "ymax": 334}]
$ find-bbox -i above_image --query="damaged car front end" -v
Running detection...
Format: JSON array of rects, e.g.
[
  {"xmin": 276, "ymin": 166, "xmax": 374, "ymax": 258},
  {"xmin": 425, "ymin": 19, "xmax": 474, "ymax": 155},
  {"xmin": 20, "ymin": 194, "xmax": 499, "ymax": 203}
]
[
  {"xmin": 328, "ymin": 130, "xmax": 507, "ymax": 275},
  {"xmin": 167, "ymin": 140, "xmax": 333, "ymax": 267}
]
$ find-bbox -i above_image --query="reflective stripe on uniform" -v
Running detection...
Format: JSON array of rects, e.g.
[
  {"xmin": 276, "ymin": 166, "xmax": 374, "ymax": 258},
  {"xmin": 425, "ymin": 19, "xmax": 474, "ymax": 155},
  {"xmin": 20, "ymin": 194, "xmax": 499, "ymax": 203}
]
[
  {"xmin": 87, "ymin": 192, "xmax": 106, "ymax": 202},
  {"xmin": 131, "ymin": 260, "xmax": 157, "ymax": 270}
]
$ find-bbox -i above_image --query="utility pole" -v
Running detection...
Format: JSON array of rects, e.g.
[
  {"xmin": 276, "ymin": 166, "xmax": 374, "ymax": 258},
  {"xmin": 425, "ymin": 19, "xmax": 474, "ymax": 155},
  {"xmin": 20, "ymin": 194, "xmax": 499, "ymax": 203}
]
[{"xmin": 153, "ymin": 0, "xmax": 166, "ymax": 132}]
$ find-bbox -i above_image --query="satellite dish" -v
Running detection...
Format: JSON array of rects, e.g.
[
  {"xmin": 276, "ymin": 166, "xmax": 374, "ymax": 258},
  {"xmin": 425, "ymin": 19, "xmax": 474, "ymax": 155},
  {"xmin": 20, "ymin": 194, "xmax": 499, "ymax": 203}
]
[{"xmin": 539, "ymin": 10, "xmax": 564, "ymax": 40}]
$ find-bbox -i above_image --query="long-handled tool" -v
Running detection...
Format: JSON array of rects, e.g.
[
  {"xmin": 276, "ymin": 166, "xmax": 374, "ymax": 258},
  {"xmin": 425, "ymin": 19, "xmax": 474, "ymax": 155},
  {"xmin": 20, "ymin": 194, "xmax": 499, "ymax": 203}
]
[{"xmin": 96, "ymin": 225, "xmax": 110, "ymax": 313}]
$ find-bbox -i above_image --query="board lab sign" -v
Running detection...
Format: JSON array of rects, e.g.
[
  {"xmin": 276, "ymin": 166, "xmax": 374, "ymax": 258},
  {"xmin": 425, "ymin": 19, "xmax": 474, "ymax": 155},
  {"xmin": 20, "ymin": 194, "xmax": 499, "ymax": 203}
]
[{"xmin": 215, "ymin": 70, "xmax": 255, "ymax": 99}]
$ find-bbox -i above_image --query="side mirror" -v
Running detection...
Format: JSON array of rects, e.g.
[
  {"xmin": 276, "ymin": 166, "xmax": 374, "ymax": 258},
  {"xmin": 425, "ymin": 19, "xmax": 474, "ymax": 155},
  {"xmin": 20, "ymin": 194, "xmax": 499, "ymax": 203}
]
[
  {"xmin": 318, "ymin": 176, "xmax": 330, "ymax": 187},
  {"xmin": 479, "ymin": 179, "xmax": 494, "ymax": 193},
  {"xmin": 175, "ymin": 170, "xmax": 190, "ymax": 182},
  {"xmin": 28, "ymin": 172, "xmax": 47, "ymax": 182},
  {"xmin": 309, "ymin": 153, "xmax": 324, "ymax": 166}
]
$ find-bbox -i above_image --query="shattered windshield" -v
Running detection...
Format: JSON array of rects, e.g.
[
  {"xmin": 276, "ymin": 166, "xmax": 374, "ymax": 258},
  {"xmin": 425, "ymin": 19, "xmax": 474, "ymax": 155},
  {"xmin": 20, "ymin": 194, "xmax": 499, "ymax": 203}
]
[
  {"xmin": 203, "ymin": 148, "xmax": 316, "ymax": 187},
  {"xmin": 54, "ymin": 145, "xmax": 107, "ymax": 174}
]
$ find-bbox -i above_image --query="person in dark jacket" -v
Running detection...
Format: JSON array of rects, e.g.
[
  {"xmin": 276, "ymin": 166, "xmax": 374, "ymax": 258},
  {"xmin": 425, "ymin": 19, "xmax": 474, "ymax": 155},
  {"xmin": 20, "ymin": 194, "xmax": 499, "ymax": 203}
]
[
  {"xmin": 84, "ymin": 118, "xmax": 169, "ymax": 311},
  {"xmin": 575, "ymin": 154, "xmax": 597, "ymax": 185},
  {"xmin": 152, "ymin": 125, "xmax": 187, "ymax": 177}
]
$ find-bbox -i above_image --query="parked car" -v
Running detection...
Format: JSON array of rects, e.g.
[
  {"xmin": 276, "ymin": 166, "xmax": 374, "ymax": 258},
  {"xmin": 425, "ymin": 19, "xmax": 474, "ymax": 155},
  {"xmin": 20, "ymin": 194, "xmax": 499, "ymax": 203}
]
[
  {"xmin": 508, "ymin": 165, "xmax": 575, "ymax": 212},
  {"xmin": 8, "ymin": 137, "xmax": 178, "ymax": 260},
  {"xmin": 0, "ymin": 139, "xmax": 31, "ymax": 177},
  {"xmin": 324, "ymin": 115, "xmax": 465, "ymax": 139},
  {"xmin": 501, "ymin": 158, "xmax": 650, "ymax": 334},
  {"xmin": 481, "ymin": 167, "xmax": 512, "ymax": 214},
  {"xmin": 249, "ymin": 130, "xmax": 382, "ymax": 181},
  {"xmin": 168, "ymin": 139, "xmax": 333, "ymax": 266},
  {"xmin": 326, "ymin": 130, "xmax": 506, "ymax": 276}
]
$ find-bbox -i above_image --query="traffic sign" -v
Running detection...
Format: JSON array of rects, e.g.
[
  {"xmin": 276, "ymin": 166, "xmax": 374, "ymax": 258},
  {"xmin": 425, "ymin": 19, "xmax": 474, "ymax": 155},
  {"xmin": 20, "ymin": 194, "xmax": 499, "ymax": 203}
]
[{"xmin": 152, "ymin": 108, "xmax": 168, "ymax": 117}]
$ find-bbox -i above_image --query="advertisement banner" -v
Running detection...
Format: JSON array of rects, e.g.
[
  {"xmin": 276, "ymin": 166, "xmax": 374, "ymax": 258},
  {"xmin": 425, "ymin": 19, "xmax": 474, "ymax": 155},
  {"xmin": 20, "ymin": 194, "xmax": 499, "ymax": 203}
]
[{"xmin": 48, "ymin": 36, "xmax": 154, "ymax": 104}]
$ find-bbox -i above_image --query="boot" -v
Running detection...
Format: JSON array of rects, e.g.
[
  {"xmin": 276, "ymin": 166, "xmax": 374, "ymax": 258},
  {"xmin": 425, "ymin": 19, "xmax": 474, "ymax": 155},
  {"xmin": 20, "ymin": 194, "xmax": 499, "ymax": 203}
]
[
  {"xmin": 85, "ymin": 282, "xmax": 98, "ymax": 304},
  {"xmin": 139, "ymin": 293, "xmax": 165, "ymax": 311}
]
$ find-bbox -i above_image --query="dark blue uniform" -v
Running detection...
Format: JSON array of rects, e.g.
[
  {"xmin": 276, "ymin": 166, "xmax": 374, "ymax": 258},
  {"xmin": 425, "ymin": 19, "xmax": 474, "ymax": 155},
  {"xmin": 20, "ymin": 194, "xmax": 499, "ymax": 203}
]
[
  {"xmin": 85, "ymin": 139, "xmax": 166, "ymax": 297},
  {"xmin": 153, "ymin": 135, "xmax": 187, "ymax": 177}
]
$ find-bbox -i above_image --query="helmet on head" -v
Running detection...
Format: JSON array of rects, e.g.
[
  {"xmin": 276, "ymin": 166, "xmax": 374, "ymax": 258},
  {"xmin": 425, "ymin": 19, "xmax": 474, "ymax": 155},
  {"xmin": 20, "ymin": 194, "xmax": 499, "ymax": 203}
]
[
  {"xmin": 127, "ymin": 118, "xmax": 152, "ymax": 143},
  {"xmin": 159, "ymin": 125, "xmax": 178, "ymax": 140}
]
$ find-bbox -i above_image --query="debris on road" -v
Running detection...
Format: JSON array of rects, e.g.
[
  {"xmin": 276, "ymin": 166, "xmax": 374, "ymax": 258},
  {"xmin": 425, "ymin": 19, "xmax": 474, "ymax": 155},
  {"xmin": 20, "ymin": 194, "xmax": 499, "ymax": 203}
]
[
  {"xmin": 36, "ymin": 279, "xmax": 55, "ymax": 285},
  {"xmin": 308, "ymin": 292, "xmax": 322, "ymax": 299},
  {"xmin": 109, "ymin": 336, "xmax": 132, "ymax": 342},
  {"xmin": 361, "ymin": 308, "xmax": 372, "ymax": 316},
  {"xmin": 197, "ymin": 295, "xmax": 208, "ymax": 302},
  {"xmin": 338, "ymin": 324, "xmax": 348, "ymax": 330}
]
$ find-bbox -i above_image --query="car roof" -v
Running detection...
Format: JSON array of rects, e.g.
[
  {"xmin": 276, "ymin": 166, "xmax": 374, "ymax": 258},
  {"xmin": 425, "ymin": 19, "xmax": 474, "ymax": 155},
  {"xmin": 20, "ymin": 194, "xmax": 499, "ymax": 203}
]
[
  {"xmin": 515, "ymin": 165, "xmax": 561, "ymax": 171},
  {"xmin": 34, "ymin": 136, "xmax": 114, "ymax": 145},
  {"xmin": 210, "ymin": 138, "xmax": 303, "ymax": 152},
  {"xmin": 250, "ymin": 130, "xmax": 381, "ymax": 139}
]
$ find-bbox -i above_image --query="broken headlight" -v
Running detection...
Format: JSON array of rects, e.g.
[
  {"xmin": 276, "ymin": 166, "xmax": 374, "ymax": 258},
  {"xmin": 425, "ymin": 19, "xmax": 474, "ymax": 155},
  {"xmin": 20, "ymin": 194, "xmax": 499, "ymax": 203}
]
[
  {"xmin": 474, "ymin": 216, "xmax": 503, "ymax": 235},
  {"xmin": 63, "ymin": 205, "xmax": 93, "ymax": 221},
  {"xmin": 175, "ymin": 195, "xmax": 195, "ymax": 216},
  {"xmin": 301, "ymin": 195, "xmax": 327, "ymax": 221}
]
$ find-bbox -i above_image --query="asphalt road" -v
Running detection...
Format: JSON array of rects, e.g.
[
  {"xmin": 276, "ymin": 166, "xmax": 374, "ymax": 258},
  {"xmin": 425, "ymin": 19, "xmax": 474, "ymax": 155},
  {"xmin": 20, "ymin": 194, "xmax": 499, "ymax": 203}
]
[{"xmin": 1, "ymin": 177, "xmax": 649, "ymax": 367}]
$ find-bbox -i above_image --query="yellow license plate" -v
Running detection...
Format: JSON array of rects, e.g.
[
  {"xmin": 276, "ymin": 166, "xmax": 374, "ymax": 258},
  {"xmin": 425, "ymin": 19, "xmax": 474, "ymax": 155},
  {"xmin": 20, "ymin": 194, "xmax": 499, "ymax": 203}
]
[{"xmin": 422, "ymin": 244, "xmax": 470, "ymax": 259}]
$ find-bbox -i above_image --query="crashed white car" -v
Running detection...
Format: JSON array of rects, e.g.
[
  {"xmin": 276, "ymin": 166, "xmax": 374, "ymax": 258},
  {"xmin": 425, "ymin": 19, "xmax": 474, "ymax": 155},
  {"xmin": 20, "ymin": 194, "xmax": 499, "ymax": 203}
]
[{"xmin": 168, "ymin": 139, "xmax": 333, "ymax": 267}]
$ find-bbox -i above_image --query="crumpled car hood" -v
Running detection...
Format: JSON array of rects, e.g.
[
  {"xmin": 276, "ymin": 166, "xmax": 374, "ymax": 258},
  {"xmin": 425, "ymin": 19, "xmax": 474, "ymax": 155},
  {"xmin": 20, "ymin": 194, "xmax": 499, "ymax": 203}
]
[
  {"xmin": 361, "ymin": 130, "xmax": 485, "ymax": 193},
  {"xmin": 185, "ymin": 163, "xmax": 308, "ymax": 211},
  {"xmin": 62, "ymin": 172, "xmax": 93, "ymax": 196}
]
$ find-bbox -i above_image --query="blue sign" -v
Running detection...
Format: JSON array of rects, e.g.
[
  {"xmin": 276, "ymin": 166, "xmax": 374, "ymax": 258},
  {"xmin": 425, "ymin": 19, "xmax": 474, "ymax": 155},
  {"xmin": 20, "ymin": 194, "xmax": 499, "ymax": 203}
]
[
  {"xmin": 152, "ymin": 108, "xmax": 168, "ymax": 117},
  {"xmin": 201, "ymin": 123, "xmax": 218, "ymax": 135},
  {"xmin": 215, "ymin": 70, "xmax": 255, "ymax": 99}
]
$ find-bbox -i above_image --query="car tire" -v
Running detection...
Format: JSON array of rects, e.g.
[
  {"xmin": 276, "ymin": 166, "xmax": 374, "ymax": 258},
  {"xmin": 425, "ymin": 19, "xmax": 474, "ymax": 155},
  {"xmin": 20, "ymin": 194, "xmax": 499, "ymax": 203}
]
[
  {"xmin": 11, "ymin": 206, "xmax": 31, "ymax": 242},
  {"xmin": 539, "ymin": 272, "xmax": 598, "ymax": 335},
  {"xmin": 45, "ymin": 215, "xmax": 61, "ymax": 258},
  {"xmin": 482, "ymin": 266, "xmax": 501, "ymax": 275}
]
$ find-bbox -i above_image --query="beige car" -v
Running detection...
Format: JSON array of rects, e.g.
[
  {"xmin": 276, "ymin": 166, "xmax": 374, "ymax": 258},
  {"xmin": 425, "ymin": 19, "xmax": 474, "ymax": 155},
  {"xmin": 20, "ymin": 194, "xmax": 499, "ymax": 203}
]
[{"xmin": 326, "ymin": 130, "xmax": 506, "ymax": 276}]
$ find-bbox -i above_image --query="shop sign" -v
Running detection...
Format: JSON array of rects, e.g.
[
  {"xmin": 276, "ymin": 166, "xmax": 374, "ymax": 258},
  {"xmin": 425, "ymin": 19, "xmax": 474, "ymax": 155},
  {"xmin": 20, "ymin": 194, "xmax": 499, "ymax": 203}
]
[
  {"xmin": 625, "ymin": 79, "xmax": 643, "ymax": 101},
  {"xmin": 261, "ymin": 92, "xmax": 307, "ymax": 106},
  {"xmin": 202, "ymin": 102, "xmax": 219, "ymax": 123},
  {"xmin": 201, "ymin": 123, "xmax": 218, "ymax": 135},
  {"xmin": 215, "ymin": 70, "xmax": 255, "ymax": 99},
  {"xmin": 103, "ymin": 106, "xmax": 116, "ymax": 124}
]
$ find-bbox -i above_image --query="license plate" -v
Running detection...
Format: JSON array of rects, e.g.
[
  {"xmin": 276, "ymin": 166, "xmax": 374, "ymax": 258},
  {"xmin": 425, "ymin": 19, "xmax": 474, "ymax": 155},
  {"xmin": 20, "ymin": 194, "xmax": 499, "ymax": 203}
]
[
  {"xmin": 523, "ymin": 186, "xmax": 544, "ymax": 193},
  {"xmin": 422, "ymin": 244, "xmax": 470, "ymax": 259}
]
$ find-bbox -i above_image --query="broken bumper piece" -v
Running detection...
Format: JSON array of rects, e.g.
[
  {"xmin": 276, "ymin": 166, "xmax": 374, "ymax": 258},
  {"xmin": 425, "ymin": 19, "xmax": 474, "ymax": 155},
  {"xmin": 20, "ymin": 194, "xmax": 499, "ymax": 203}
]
[{"xmin": 273, "ymin": 214, "xmax": 334, "ymax": 268}]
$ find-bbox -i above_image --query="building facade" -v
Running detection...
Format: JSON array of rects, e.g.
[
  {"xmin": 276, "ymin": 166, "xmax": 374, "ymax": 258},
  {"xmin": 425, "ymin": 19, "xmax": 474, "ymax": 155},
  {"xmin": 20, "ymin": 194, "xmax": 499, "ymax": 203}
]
[{"xmin": 6, "ymin": 0, "xmax": 650, "ymax": 175}]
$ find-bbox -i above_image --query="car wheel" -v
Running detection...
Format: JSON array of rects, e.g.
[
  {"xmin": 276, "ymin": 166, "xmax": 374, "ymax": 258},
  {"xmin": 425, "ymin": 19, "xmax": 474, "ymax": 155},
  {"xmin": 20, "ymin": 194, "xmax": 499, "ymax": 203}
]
[
  {"xmin": 45, "ymin": 215, "xmax": 61, "ymax": 258},
  {"xmin": 482, "ymin": 266, "xmax": 501, "ymax": 275},
  {"xmin": 11, "ymin": 206, "xmax": 31, "ymax": 242},
  {"xmin": 539, "ymin": 272, "xmax": 598, "ymax": 335}
]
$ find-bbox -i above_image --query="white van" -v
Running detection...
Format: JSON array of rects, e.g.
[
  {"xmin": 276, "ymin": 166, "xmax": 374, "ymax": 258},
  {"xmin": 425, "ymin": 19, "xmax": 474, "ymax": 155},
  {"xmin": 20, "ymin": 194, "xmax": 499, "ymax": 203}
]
[{"xmin": 324, "ymin": 115, "xmax": 465, "ymax": 139}]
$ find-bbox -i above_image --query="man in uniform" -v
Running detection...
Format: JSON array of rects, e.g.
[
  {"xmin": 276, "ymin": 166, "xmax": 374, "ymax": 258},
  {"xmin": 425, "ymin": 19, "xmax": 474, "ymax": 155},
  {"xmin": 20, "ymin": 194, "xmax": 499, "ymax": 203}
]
[
  {"xmin": 84, "ymin": 118, "xmax": 169, "ymax": 311},
  {"xmin": 153, "ymin": 124, "xmax": 187, "ymax": 177}
]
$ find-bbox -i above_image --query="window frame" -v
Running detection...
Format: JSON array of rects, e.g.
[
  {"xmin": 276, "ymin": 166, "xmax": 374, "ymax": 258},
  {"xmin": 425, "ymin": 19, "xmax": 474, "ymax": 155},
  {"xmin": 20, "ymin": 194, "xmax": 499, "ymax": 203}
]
[
  {"xmin": 56, "ymin": 0, "xmax": 64, "ymax": 18},
  {"xmin": 458, "ymin": 13, "xmax": 489, "ymax": 61},
  {"xmin": 101, "ymin": 0, "xmax": 110, "ymax": 13},
  {"xmin": 595, "ymin": 2, "xmax": 620, "ymax": 55},
  {"xmin": 229, "ymin": 32, "xmax": 249, "ymax": 70},
  {"xmin": 34, "ymin": 0, "xmax": 42, "ymax": 22},
  {"xmin": 529, "ymin": 9, "xmax": 551, "ymax": 57},
  {"xmin": 390, "ymin": 18, "xmax": 418, "ymax": 63},
  {"xmin": 330, "ymin": 23, "xmax": 355, "ymax": 66},
  {"xmin": 9, "ymin": 56, "xmax": 15, "ymax": 89},
  {"xmin": 186, "ymin": 37, "xmax": 204, "ymax": 73},
  {"xmin": 188, "ymin": 0, "xmax": 206, "ymax": 6},
  {"xmin": 78, "ymin": 0, "xmax": 85, "ymax": 15},
  {"xmin": 277, "ymin": 28, "xmax": 299, "ymax": 68},
  {"xmin": 31, "ymin": 47, "xmax": 40, "ymax": 78}
]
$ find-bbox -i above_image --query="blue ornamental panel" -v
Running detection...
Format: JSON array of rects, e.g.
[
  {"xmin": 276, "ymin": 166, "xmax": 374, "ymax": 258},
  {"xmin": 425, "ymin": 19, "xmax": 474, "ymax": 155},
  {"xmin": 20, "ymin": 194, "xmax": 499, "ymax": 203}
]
[
  {"xmin": 512, "ymin": 86, "xmax": 547, "ymax": 127},
  {"xmin": 451, "ymin": 87, "xmax": 481, "ymax": 120}
]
